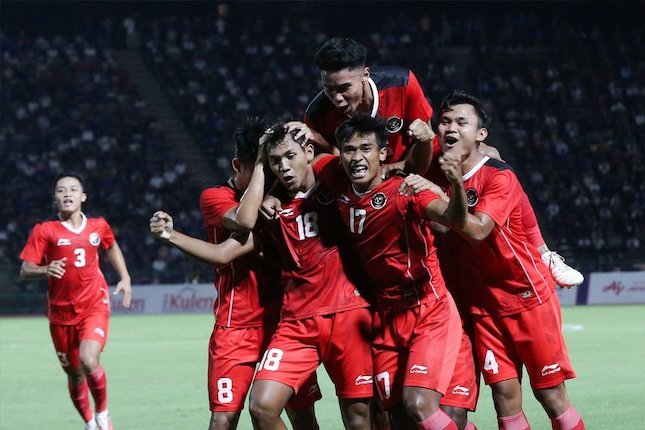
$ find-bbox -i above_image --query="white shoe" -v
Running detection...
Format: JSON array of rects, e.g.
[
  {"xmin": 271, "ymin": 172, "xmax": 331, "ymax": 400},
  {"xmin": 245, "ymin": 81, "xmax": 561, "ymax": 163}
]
[
  {"xmin": 95, "ymin": 410, "xmax": 113, "ymax": 430},
  {"xmin": 84, "ymin": 416, "xmax": 98, "ymax": 430},
  {"xmin": 542, "ymin": 251, "xmax": 584, "ymax": 287}
]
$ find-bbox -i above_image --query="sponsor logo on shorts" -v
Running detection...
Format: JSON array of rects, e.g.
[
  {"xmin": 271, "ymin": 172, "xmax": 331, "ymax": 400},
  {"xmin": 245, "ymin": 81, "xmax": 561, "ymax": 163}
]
[
  {"xmin": 56, "ymin": 238, "xmax": 71, "ymax": 246},
  {"xmin": 451, "ymin": 385, "xmax": 471, "ymax": 396},
  {"xmin": 541, "ymin": 363, "xmax": 561, "ymax": 376},
  {"xmin": 409, "ymin": 364, "xmax": 428, "ymax": 374},
  {"xmin": 94, "ymin": 327, "xmax": 105, "ymax": 338},
  {"xmin": 89, "ymin": 232, "xmax": 101, "ymax": 246},
  {"xmin": 355, "ymin": 375, "xmax": 373, "ymax": 385},
  {"xmin": 521, "ymin": 290, "xmax": 533, "ymax": 299}
]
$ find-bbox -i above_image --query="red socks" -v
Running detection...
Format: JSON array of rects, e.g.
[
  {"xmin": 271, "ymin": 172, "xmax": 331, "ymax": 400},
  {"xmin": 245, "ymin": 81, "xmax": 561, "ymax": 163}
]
[
  {"xmin": 68, "ymin": 379, "xmax": 93, "ymax": 422},
  {"xmin": 418, "ymin": 409, "xmax": 458, "ymax": 430},
  {"xmin": 551, "ymin": 406, "xmax": 585, "ymax": 430},
  {"xmin": 498, "ymin": 410, "xmax": 531, "ymax": 430},
  {"xmin": 86, "ymin": 365, "xmax": 108, "ymax": 413},
  {"xmin": 464, "ymin": 422, "xmax": 478, "ymax": 430}
]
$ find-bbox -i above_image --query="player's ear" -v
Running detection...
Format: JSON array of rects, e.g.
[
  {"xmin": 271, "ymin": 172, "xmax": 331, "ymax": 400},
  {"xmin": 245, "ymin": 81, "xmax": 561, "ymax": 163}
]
[
  {"xmin": 81, "ymin": 193, "xmax": 87, "ymax": 203},
  {"xmin": 305, "ymin": 143, "xmax": 315, "ymax": 162},
  {"xmin": 231, "ymin": 158, "xmax": 241, "ymax": 174},
  {"xmin": 477, "ymin": 128, "xmax": 488, "ymax": 142},
  {"xmin": 378, "ymin": 146, "xmax": 387, "ymax": 162},
  {"xmin": 362, "ymin": 67, "xmax": 370, "ymax": 82}
]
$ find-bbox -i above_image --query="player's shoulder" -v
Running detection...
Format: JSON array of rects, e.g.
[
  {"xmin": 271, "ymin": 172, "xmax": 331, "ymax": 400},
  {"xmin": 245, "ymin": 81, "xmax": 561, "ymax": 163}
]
[
  {"xmin": 200, "ymin": 181, "xmax": 237, "ymax": 201},
  {"xmin": 371, "ymin": 66, "xmax": 411, "ymax": 90},
  {"xmin": 483, "ymin": 158, "xmax": 517, "ymax": 178},
  {"xmin": 305, "ymin": 90, "xmax": 335, "ymax": 122}
]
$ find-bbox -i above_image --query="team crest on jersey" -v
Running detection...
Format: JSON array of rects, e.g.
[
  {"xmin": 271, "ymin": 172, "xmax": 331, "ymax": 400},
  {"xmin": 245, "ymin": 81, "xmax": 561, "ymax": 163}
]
[
  {"xmin": 317, "ymin": 189, "xmax": 334, "ymax": 205},
  {"xmin": 89, "ymin": 232, "xmax": 101, "ymax": 246},
  {"xmin": 386, "ymin": 115, "xmax": 404, "ymax": 133},
  {"xmin": 466, "ymin": 188, "xmax": 479, "ymax": 207},
  {"xmin": 371, "ymin": 192, "xmax": 387, "ymax": 209}
]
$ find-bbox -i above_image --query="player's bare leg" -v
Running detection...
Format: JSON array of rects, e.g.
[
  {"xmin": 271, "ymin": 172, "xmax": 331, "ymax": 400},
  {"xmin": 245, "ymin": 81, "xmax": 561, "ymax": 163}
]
[
  {"xmin": 490, "ymin": 379, "xmax": 530, "ymax": 430},
  {"xmin": 403, "ymin": 387, "xmax": 457, "ymax": 429},
  {"xmin": 285, "ymin": 405, "xmax": 319, "ymax": 430},
  {"xmin": 208, "ymin": 411, "xmax": 241, "ymax": 430},
  {"xmin": 440, "ymin": 405, "xmax": 471, "ymax": 430},
  {"xmin": 533, "ymin": 383, "xmax": 585, "ymax": 429},
  {"xmin": 371, "ymin": 397, "xmax": 391, "ymax": 430},
  {"xmin": 249, "ymin": 380, "xmax": 294, "ymax": 430},
  {"xmin": 339, "ymin": 397, "xmax": 371, "ymax": 430},
  {"xmin": 387, "ymin": 403, "xmax": 418, "ymax": 428},
  {"xmin": 79, "ymin": 340, "xmax": 111, "ymax": 430}
]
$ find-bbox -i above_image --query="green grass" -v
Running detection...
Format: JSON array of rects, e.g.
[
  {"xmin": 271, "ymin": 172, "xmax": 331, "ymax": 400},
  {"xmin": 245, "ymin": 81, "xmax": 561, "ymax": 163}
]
[{"xmin": 1, "ymin": 306, "xmax": 643, "ymax": 429}]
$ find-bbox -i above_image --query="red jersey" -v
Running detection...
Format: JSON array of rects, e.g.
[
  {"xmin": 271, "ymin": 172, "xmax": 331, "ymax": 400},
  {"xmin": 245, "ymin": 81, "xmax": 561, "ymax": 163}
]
[
  {"xmin": 433, "ymin": 157, "xmax": 555, "ymax": 316},
  {"xmin": 305, "ymin": 66, "xmax": 436, "ymax": 163},
  {"xmin": 314, "ymin": 155, "xmax": 448, "ymax": 310},
  {"xmin": 200, "ymin": 179, "xmax": 281, "ymax": 328},
  {"xmin": 20, "ymin": 213, "xmax": 114, "ymax": 325},
  {"xmin": 261, "ymin": 181, "xmax": 368, "ymax": 320}
]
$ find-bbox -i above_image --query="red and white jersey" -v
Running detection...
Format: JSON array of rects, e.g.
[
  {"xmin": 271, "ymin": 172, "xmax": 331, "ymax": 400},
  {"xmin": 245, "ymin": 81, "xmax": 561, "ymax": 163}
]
[
  {"xmin": 314, "ymin": 155, "xmax": 448, "ymax": 310},
  {"xmin": 19, "ymin": 213, "xmax": 114, "ymax": 325},
  {"xmin": 261, "ymin": 181, "xmax": 368, "ymax": 321},
  {"xmin": 200, "ymin": 179, "xmax": 281, "ymax": 328},
  {"xmin": 305, "ymin": 66, "xmax": 438, "ymax": 163},
  {"xmin": 435, "ymin": 157, "xmax": 555, "ymax": 316}
]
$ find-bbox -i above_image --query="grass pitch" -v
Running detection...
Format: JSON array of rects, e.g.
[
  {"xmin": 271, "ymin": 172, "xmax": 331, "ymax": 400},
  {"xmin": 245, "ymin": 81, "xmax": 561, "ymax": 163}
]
[{"xmin": 1, "ymin": 305, "xmax": 643, "ymax": 429}]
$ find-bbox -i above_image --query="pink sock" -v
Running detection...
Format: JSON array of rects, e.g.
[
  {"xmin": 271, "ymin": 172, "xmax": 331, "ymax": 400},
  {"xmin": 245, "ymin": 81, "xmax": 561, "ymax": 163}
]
[
  {"xmin": 418, "ymin": 409, "xmax": 458, "ymax": 430},
  {"xmin": 498, "ymin": 410, "xmax": 531, "ymax": 430},
  {"xmin": 465, "ymin": 422, "xmax": 478, "ymax": 430},
  {"xmin": 68, "ymin": 379, "xmax": 93, "ymax": 422},
  {"xmin": 86, "ymin": 365, "xmax": 108, "ymax": 413},
  {"xmin": 551, "ymin": 406, "xmax": 585, "ymax": 430}
]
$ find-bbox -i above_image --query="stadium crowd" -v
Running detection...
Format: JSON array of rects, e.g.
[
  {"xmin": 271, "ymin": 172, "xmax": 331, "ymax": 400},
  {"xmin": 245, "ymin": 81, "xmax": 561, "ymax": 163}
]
[{"xmin": 1, "ymin": 4, "xmax": 642, "ymax": 293}]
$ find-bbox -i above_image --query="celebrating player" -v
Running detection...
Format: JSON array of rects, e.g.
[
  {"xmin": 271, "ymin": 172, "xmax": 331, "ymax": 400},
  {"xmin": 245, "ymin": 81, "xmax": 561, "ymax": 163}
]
[
  {"xmin": 19, "ymin": 173, "xmax": 132, "ymax": 430},
  {"xmin": 408, "ymin": 91, "xmax": 586, "ymax": 430},
  {"xmin": 231, "ymin": 123, "xmax": 374, "ymax": 430},
  {"xmin": 152, "ymin": 119, "xmax": 319, "ymax": 430}
]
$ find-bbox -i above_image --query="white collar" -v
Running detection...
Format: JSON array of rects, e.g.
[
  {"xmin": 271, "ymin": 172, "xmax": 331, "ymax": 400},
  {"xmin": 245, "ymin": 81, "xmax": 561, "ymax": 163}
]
[
  {"xmin": 367, "ymin": 77, "xmax": 379, "ymax": 118},
  {"xmin": 463, "ymin": 156, "xmax": 490, "ymax": 181},
  {"xmin": 59, "ymin": 212, "xmax": 87, "ymax": 234},
  {"xmin": 293, "ymin": 180, "xmax": 320, "ymax": 200}
]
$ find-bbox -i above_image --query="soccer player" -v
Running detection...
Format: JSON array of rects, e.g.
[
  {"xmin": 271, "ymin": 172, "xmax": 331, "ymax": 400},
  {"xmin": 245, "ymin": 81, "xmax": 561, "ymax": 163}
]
[
  {"xmin": 302, "ymin": 37, "xmax": 583, "ymax": 289},
  {"xmin": 231, "ymin": 123, "xmax": 374, "ymax": 430},
  {"xmin": 19, "ymin": 173, "xmax": 132, "ymax": 430},
  {"xmin": 153, "ymin": 119, "xmax": 319, "ymax": 430},
  {"xmin": 312, "ymin": 114, "xmax": 485, "ymax": 430},
  {"xmin": 407, "ymin": 90, "xmax": 585, "ymax": 430}
]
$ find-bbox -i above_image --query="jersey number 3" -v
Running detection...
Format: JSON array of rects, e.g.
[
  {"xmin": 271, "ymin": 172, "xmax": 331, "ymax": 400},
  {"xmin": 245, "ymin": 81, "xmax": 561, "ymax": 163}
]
[{"xmin": 73, "ymin": 248, "xmax": 86, "ymax": 267}]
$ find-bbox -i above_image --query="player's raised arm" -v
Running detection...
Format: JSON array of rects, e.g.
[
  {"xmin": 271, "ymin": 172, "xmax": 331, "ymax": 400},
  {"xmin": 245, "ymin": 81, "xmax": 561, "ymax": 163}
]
[
  {"xmin": 402, "ymin": 118, "xmax": 436, "ymax": 174},
  {"xmin": 106, "ymin": 242, "xmax": 132, "ymax": 308}
]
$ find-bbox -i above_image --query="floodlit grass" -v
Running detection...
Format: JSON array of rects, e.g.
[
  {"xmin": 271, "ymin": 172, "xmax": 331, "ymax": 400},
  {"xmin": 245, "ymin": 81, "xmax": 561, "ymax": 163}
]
[{"xmin": 1, "ymin": 305, "xmax": 643, "ymax": 429}]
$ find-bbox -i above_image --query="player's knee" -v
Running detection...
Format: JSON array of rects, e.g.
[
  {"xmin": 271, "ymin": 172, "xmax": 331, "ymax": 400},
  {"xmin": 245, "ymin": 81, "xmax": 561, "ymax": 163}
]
[
  {"xmin": 209, "ymin": 411, "xmax": 240, "ymax": 430},
  {"xmin": 402, "ymin": 390, "xmax": 439, "ymax": 422},
  {"xmin": 340, "ymin": 400, "xmax": 370, "ymax": 430},
  {"xmin": 79, "ymin": 350, "xmax": 99, "ymax": 371},
  {"xmin": 249, "ymin": 396, "xmax": 281, "ymax": 425},
  {"xmin": 491, "ymin": 380, "xmax": 522, "ymax": 416},
  {"xmin": 441, "ymin": 405, "xmax": 468, "ymax": 429},
  {"xmin": 533, "ymin": 384, "xmax": 570, "ymax": 417}
]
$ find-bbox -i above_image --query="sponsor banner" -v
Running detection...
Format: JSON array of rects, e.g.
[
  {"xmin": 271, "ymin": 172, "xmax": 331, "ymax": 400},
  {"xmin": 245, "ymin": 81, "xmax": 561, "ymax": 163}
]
[
  {"xmin": 555, "ymin": 285, "xmax": 578, "ymax": 306},
  {"xmin": 110, "ymin": 283, "xmax": 216, "ymax": 315},
  {"xmin": 587, "ymin": 272, "xmax": 645, "ymax": 305}
]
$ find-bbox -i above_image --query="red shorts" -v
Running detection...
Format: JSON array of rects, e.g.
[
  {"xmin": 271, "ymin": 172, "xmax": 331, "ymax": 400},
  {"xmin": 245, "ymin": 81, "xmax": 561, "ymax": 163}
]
[
  {"xmin": 372, "ymin": 295, "xmax": 462, "ymax": 410},
  {"xmin": 50, "ymin": 306, "xmax": 110, "ymax": 369},
  {"xmin": 473, "ymin": 295, "xmax": 576, "ymax": 389},
  {"xmin": 254, "ymin": 308, "xmax": 373, "ymax": 399},
  {"xmin": 208, "ymin": 324, "xmax": 321, "ymax": 412},
  {"xmin": 440, "ymin": 327, "xmax": 479, "ymax": 411}
]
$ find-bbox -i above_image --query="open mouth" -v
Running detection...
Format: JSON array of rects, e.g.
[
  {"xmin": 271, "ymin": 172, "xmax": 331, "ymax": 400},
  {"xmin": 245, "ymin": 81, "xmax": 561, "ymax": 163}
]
[
  {"xmin": 282, "ymin": 174, "xmax": 296, "ymax": 186},
  {"xmin": 350, "ymin": 164, "xmax": 368, "ymax": 179},
  {"xmin": 444, "ymin": 136, "xmax": 458, "ymax": 148}
]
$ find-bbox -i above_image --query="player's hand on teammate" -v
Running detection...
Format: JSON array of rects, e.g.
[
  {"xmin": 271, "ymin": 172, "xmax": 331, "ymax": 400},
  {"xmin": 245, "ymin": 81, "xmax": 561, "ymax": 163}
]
[
  {"xmin": 149, "ymin": 211, "xmax": 174, "ymax": 241},
  {"xmin": 260, "ymin": 195, "xmax": 283, "ymax": 220},
  {"xmin": 479, "ymin": 142, "xmax": 504, "ymax": 162},
  {"xmin": 114, "ymin": 277, "xmax": 132, "ymax": 308},
  {"xmin": 439, "ymin": 153, "xmax": 463, "ymax": 186},
  {"xmin": 45, "ymin": 257, "xmax": 67, "ymax": 279},
  {"xmin": 399, "ymin": 174, "xmax": 449, "ymax": 201},
  {"xmin": 407, "ymin": 118, "xmax": 435, "ymax": 143}
]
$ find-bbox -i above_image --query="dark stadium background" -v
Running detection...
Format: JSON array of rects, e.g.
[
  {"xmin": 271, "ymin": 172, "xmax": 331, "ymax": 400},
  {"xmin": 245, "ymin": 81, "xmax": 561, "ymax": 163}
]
[{"xmin": 1, "ymin": 1, "xmax": 642, "ymax": 313}]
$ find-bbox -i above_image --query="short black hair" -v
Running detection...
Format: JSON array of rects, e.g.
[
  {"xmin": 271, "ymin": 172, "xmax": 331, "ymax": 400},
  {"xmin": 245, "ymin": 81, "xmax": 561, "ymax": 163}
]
[
  {"xmin": 234, "ymin": 117, "xmax": 268, "ymax": 166},
  {"xmin": 53, "ymin": 172, "xmax": 85, "ymax": 192},
  {"xmin": 264, "ymin": 122, "xmax": 308, "ymax": 152},
  {"xmin": 315, "ymin": 37, "xmax": 367, "ymax": 72},
  {"xmin": 335, "ymin": 113, "xmax": 389, "ymax": 150},
  {"xmin": 439, "ymin": 90, "xmax": 491, "ymax": 128}
]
